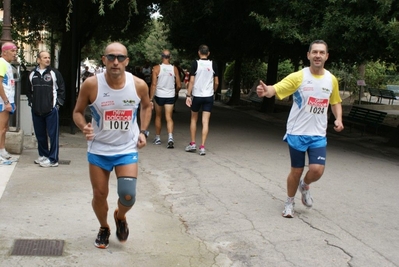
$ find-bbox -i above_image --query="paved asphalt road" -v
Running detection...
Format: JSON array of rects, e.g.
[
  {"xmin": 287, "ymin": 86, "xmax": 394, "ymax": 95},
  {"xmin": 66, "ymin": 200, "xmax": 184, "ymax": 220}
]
[{"xmin": 0, "ymin": 96, "xmax": 398, "ymax": 267}]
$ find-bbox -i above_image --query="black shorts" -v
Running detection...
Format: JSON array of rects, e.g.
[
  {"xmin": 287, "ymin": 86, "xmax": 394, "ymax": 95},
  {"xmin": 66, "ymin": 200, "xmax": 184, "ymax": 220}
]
[
  {"xmin": 154, "ymin": 96, "xmax": 175, "ymax": 106},
  {"xmin": 191, "ymin": 96, "xmax": 214, "ymax": 112}
]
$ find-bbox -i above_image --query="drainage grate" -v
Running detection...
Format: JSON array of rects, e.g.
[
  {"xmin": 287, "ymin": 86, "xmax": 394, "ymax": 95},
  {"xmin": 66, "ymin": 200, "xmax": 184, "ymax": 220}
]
[
  {"xmin": 11, "ymin": 239, "xmax": 64, "ymax": 256},
  {"xmin": 58, "ymin": 160, "xmax": 71, "ymax": 165}
]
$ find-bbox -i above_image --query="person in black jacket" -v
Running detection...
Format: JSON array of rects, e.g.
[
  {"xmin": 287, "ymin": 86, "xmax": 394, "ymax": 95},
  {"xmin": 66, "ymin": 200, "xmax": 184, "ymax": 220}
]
[{"xmin": 27, "ymin": 51, "xmax": 65, "ymax": 167}]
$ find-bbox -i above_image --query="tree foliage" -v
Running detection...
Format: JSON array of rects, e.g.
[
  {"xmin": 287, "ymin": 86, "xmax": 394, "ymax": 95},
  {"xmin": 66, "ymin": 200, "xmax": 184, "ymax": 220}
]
[{"xmin": 4, "ymin": 0, "xmax": 155, "ymax": 125}]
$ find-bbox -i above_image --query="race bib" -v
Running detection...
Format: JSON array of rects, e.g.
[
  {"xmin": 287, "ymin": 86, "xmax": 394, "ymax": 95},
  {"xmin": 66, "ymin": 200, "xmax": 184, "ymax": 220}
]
[
  {"xmin": 103, "ymin": 109, "xmax": 132, "ymax": 131},
  {"xmin": 305, "ymin": 97, "xmax": 329, "ymax": 115}
]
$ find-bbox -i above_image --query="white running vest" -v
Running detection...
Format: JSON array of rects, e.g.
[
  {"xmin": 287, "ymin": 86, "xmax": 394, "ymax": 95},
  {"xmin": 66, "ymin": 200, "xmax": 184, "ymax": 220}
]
[
  {"xmin": 286, "ymin": 67, "xmax": 333, "ymax": 136},
  {"xmin": 155, "ymin": 64, "xmax": 175, "ymax": 98},
  {"xmin": 88, "ymin": 72, "xmax": 140, "ymax": 155},
  {"xmin": 192, "ymin": 60, "xmax": 215, "ymax": 97}
]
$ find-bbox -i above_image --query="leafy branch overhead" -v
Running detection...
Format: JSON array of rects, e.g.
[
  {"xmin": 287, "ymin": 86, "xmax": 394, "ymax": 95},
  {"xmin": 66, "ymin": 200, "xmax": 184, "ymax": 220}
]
[{"xmin": 65, "ymin": 0, "xmax": 139, "ymax": 31}]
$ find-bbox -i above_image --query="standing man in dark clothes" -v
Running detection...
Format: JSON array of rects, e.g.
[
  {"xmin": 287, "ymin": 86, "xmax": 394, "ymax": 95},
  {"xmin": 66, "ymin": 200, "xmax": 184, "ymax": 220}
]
[{"xmin": 27, "ymin": 51, "xmax": 65, "ymax": 167}]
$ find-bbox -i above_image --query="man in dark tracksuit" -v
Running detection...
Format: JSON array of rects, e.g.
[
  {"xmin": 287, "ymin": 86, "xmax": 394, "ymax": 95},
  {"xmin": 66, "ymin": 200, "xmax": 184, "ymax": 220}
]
[{"xmin": 27, "ymin": 51, "xmax": 65, "ymax": 167}]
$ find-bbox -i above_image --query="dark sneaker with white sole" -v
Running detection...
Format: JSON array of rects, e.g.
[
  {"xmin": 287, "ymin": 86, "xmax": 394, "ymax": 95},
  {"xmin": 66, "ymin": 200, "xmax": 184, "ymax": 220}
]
[
  {"xmin": 114, "ymin": 209, "xmax": 129, "ymax": 242},
  {"xmin": 94, "ymin": 227, "xmax": 110, "ymax": 249}
]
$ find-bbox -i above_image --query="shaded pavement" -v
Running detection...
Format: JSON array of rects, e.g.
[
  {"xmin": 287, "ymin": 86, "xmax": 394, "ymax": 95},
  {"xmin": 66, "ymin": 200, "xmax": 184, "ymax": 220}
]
[{"xmin": 0, "ymin": 93, "xmax": 399, "ymax": 267}]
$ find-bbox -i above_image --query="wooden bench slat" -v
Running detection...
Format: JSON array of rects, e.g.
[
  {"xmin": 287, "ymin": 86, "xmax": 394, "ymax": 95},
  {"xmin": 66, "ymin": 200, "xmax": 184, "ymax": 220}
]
[
  {"xmin": 346, "ymin": 106, "xmax": 387, "ymax": 135},
  {"xmin": 368, "ymin": 88, "xmax": 397, "ymax": 104}
]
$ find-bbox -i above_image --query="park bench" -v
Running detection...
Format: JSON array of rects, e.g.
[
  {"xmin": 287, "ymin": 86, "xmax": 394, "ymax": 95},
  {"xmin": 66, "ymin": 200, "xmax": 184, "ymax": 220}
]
[
  {"xmin": 367, "ymin": 88, "xmax": 382, "ymax": 103},
  {"xmin": 247, "ymin": 91, "xmax": 263, "ymax": 103},
  {"xmin": 367, "ymin": 87, "xmax": 398, "ymax": 104},
  {"xmin": 346, "ymin": 106, "xmax": 387, "ymax": 135},
  {"xmin": 387, "ymin": 85, "xmax": 399, "ymax": 95},
  {"xmin": 379, "ymin": 89, "xmax": 397, "ymax": 104}
]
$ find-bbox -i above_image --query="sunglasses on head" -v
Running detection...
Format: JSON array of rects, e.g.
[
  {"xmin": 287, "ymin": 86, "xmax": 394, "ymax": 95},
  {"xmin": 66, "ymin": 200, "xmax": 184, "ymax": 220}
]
[{"xmin": 104, "ymin": 54, "xmax": 128, "ymax": 62}]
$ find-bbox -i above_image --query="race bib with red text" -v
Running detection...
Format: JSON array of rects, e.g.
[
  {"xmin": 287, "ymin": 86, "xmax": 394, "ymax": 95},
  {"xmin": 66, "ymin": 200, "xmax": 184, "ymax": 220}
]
[
  {"xmin": 305, "ymin": 97, "xmax": 329, "ymax": 115},
  {"xmin": 103, "ymin": 109, "xmax": 133, "ymax": 131}
]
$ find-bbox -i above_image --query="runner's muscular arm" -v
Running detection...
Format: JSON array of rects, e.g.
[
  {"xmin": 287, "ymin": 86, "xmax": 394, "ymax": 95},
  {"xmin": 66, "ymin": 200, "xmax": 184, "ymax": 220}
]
[
  {"xmin": 135, "ymin": 76, "xmax": 152, "ymax": 148},
  {"xmin": 0, "ymin": 76, "xmax": 11, "ymax": 111},
  {"xmin": 331, "ymin": 103, "xmax": 344, "ymax": 132},
  {"xmin": 73, "ymin": 77, "xmax": 97, "ymax": 140},
  {"xmin": 149, "ymin": 65, "xmax": 159, "ymax": 100},
  {"xmin": 174, "ymin": 66, "xmax": 182, "ymax": 92}
]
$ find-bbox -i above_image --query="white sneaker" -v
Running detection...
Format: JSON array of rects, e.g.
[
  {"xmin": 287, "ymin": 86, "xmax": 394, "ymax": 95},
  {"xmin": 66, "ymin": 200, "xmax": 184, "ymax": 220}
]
[
  {"xmin": 34, "ymin": 156, "xmax": 47, "ymax": 164},
  {"xmin": 298, "ymin": 180, "xmax": 313, "ymax": 208},
  {"xmin": 282, "ymin": 201, "xmax": 295, "ymax": 218},
  {"xmin": 0, "ymin": 151, "xmax": 11, "ymax": 160},
  {"xmin": 153, "ymin": 137, "xmax": 161, "ymax": 145},
  {"xmin": 199, "ymin": 147, "xmax": 206, "ymax": 156},
  {"xmin": 185, "ymin": 143, "xmax": 196, "ymax": 152},
  {"xmin": 39, "ymin": 158, "xmax": 59, "ymax": 168},
  {"xmin": 167, "ymin": 137, "xmax": 174, "ymax": 149}
]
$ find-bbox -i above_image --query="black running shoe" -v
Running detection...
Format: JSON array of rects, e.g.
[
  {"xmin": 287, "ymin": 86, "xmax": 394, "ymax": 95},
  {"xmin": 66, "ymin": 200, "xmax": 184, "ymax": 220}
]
[
  {"xmin": 94, "ymin": 227, "xmax": 110, "ymax": 249},
  {"xmin": 114, "ymin": 209, "xmax": 129, "ymax": 242}
]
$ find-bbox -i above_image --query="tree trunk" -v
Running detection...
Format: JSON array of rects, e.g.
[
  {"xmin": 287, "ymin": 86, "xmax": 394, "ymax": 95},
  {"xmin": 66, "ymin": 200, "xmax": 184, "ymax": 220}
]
[
  {"xmin": 58, "ymin": 0, "xmax": 81, "ymax": 133},
  {"xmin": 261, "ymin": 51, "xmax": 278, "ymax": 113},
  {"xmin": 357, "ymin": 63, "xmax": 366, "ymax": 103},
  {"xmin": 387, "ymin": 124, "xmax": 399, "ymax": 147},
  {"xmin": 228, "ymin": 57, "xmax": 242, "ymax": 105},
  {"xmin": 215, "ymin": 60, "xmax": 225, "ymax": 102}
]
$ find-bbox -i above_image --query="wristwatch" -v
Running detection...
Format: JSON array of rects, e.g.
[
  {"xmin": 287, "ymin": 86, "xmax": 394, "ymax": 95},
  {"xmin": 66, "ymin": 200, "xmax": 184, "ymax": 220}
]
[
  {"xmin": 140, "ymin": 130, "xmax": 149, "ymax": 138},
  {"xmin": 4, "ymin": 100, "xmax": 9, "ymax": 105}
]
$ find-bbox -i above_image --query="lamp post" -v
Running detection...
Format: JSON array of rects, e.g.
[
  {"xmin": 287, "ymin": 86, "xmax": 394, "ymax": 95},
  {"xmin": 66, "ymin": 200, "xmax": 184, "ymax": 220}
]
[{"xmin": 1, "ymin": 0, "xmax": 12, "ymax": 43}]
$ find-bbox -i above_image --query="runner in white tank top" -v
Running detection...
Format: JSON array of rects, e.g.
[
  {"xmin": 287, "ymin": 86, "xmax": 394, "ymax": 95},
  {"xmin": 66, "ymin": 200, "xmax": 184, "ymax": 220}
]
[
  {"xmin": 73, "ymin": 42, "xmax": 152, "ymax": 249},
  {"xmin": 88, "ymin": 72, "xmax": 140, "ymax": 155},
  {"xmin": 256, "ymin": 40, "xmax": 344, "ymax": 219},
  {"xmin": 149, "ymin": 50, "xmax": 182, "ymax": 148}
]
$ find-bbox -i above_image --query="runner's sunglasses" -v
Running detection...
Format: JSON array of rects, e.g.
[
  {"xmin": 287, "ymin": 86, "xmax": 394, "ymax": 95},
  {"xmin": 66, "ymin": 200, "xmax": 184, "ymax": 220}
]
[{"xmin": 104, "ymin": 54, "xmax": 128, "ymax": 62}]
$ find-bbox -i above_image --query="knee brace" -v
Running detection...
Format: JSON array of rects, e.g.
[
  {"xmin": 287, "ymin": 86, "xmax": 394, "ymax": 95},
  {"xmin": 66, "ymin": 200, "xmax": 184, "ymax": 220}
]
[{"xmin": 117, "ymin": 176, "xmax": 137, "ymax": 207}]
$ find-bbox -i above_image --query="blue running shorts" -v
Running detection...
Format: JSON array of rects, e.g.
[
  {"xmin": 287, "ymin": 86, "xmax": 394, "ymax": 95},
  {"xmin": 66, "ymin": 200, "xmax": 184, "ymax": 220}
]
[
  {"xmin": 154, "ymin": 96, "xmax": 175, "ymax": 106},
  {"xmin": 87, "ymin": 152, "xmax": 139, "ymax": 172},
  {"xmin": 191, "ymin": 96, "xmax": 214, "ymax": 112},
  {"xmin": 285, "ymin": 135, "xmax": 327, "ymax": 168}
]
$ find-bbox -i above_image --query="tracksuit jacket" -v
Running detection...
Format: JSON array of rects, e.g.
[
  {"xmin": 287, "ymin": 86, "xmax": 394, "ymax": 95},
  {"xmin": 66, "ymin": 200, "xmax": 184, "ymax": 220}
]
[{"xmin": 27, "ymin": 66, "xmax": 65, "ymax": 116}]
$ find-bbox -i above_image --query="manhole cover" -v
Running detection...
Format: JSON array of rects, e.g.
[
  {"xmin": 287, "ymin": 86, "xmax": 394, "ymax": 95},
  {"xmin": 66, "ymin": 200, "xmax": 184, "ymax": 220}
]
[
  {"xmin": 58, "ymin": 160, "xmax": 71, "ymax": 165},
  {"xmin": 11, "ymin": 239, "xmax": 64, "ymax": 256}
]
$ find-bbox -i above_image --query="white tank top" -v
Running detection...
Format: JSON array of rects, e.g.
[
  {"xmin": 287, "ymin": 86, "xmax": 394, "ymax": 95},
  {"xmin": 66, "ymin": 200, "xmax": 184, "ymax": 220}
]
[
  {"xmin": 193, "ymin": 59, "xmax": 215, "ymax": 97},
  {"xmin": 286, "ymin": 67, "xmax": 333, "ymax": 136},
  {"xmin": 88, "ymin": 72, "xmax": 140, "ymax": 155},
  {"xmin": 155, "ymin": 64, "xmax": 175, "ymax": 98}
]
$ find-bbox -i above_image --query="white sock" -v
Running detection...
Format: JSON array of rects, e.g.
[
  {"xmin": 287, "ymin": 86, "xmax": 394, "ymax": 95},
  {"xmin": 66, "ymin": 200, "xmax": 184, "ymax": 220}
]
[
  {"xmin": 155, "ymin": 135, "xmax": 160, "ymax": 139},
  {"xmin": 168, "ymin": 133, "xmax": 173, "ymax": 139},
  {"xmin": 287, "ymin": 197, "xmax": 295, "ymax": 203}
]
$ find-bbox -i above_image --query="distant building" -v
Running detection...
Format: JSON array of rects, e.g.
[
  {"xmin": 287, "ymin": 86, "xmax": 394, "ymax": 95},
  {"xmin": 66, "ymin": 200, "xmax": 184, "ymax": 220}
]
[{"xmin": 0, "ymin": 9, "xmax": 60, "ymax": 68}]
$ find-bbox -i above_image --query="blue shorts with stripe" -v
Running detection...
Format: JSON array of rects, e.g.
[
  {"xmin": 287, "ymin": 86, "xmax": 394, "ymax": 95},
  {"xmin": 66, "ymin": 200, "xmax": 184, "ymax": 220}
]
[
  {"xmin": 284, "ymin": 134, "xmax": 327, "ymax": 168},
  {"xmin": 87, "ymin": 152, "xmax": 139, "ymax": 172}
]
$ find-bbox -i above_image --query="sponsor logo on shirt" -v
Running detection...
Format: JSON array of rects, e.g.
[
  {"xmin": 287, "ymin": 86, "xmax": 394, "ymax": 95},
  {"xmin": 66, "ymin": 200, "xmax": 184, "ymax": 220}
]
[
  {"xmin": 322, "ymin": 87, "xmax": 331, "ymax": 94},
  {"xmin": 101, "ymin": 100, "xmax": 114, "ymax": 107},
  {"xmin": 123, "ymin": 99, "xmax": 136, "ymax": 106}
]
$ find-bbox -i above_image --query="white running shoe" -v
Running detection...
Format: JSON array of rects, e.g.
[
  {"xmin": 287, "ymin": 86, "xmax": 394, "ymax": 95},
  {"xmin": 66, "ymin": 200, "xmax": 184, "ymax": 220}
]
[
  {"xmin": 34, "ymin": 156, "xmax": 47, "ymax": 164},
  {"xmin": 298, "ymin": 180, "xmax": 313, "ymax": 208},
  {"xmin": 0, "ymin": 151, "xmax": 11, "ymax": 160},
  {"xmin": 185, "ymin": 143, "xmax": 196, "ymax": 152},
  {"xmin": 167, "ymin": 137, "xmax": 174, "ymax": 149},
  {"xmin": 153, "ymin": 137, "xmax": 161, "ymax": 145},
  {"xmin": 199, "ymin": 147, "xmax": 206, "ymax": 156},
  {"xmin": 39, "ymin": 158, "xmax": 59, "ymax": 168},
  {"xmin": 282, "ymin": 201, "xmax": 295, "ymax": 218}
]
